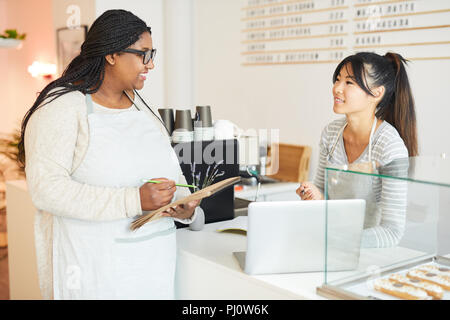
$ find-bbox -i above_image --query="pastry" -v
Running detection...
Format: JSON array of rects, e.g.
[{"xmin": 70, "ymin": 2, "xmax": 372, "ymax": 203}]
[
  {"xmin": 407, "ymin": 268, "xmax": 450, "ymax": 291},
  {"xmin": 373, "ymin": 278, "xmax": 430, "ymax": 300},
  {"xmin": 416, "ymin": 265, "xmax": 450, "ymax": 279},
  {"xmin": 389, "ymin": 274, "xmax": 443, "ymax": 299}
]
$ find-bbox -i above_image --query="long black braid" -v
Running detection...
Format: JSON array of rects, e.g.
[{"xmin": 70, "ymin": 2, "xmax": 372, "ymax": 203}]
[{"xmin": 18, "ymin": 9, "xmax": 152, "ymax": 166}]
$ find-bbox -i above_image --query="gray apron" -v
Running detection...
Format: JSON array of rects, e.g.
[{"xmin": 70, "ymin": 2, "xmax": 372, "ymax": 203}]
[{"xmin": 326, "ymin": 117, "xmax": 381, "ymax": 229}]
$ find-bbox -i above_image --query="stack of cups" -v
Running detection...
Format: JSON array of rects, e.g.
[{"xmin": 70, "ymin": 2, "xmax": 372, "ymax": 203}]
[
  {"xmin": 158, "ymin": 108, "xmax": 175, "ymax": 138},
  {"xmin": 172, "ymin": 110, "xmax": 194, "ymax": 143},
  {"xmin": 194, "ymin": 105, "xmax": 214, "ymax": 141}
]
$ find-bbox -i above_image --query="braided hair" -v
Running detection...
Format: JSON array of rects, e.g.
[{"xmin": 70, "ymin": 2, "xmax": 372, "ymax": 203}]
[{"xmin": 18, "ymin": 9, "xmax": 151, "ymax": 166}]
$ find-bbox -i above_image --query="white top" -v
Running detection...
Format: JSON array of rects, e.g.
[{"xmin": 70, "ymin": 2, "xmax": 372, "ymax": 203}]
[
  {"xmin": 91, "ymin": 100, "xmax": 136, "ymax": 113},
  {"xmin": 313, "ymin": 117, "xmax": 409, "ymax": 248},
  {"xmin": 24, "ymin": 88, "xmax": 194, "ymax": 299}
]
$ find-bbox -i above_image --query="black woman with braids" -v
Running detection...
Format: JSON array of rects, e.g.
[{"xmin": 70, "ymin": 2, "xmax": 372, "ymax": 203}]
[{"xmin": 20, "ymin": 10, "xmax": 200, "ymax": 299}]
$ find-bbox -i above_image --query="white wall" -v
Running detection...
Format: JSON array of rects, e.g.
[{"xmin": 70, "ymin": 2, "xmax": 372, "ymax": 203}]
[
  {"xmin": 0, "ymin": 0, "xmax": 9, "ymax": 133},
  {"xmin": 164, "ymin": 0, "xmax": 194, "ymax": 109},
  {"xmin": 0, "ymin": 0, "xmax": 94, "ymax": 136},
  {"xmin": 95, "ymin": 0, "xmax": 165, "ymax": 109},
  {"xmin": 192, "ymin": 0, "xmax": 450, "ymax": 179},
  {"xmin": 0, "ymin": 0, "xmax": 56, "ymax": 136}
]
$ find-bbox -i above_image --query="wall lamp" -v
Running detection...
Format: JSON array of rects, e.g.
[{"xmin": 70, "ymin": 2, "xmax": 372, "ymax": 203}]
[{"xmin": 27, "ymin": 61, "xmax": 57, "ymax": 79}]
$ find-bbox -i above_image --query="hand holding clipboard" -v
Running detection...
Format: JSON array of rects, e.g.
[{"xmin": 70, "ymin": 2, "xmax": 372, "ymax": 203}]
[{"xmin": 130, "ymin": 176, "xmax": 241, "ymax": 231}]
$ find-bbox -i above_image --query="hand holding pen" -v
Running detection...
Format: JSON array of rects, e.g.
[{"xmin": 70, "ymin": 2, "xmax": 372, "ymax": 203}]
[
  {"xmin": 139, "ymin": 178, "xmax": 177, "ymax": 211},
  {"xmin": 296, "ymin": 182, "xmax": 324, "ymax": 200},
  {"xmin": 139, "ymin": 178, "xmax": 200, "ymax": 219}
]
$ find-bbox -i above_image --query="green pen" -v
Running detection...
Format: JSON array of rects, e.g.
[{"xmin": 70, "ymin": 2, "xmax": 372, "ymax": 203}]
[{"xmin": 141, "ymin": 179, "xmax": 198, "ymax": 189}]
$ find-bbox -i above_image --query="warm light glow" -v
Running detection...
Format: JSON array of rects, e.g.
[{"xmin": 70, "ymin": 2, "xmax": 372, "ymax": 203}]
[{"xmin": 27, "ymin": 61, "xmax": 57, "ymax": 78}]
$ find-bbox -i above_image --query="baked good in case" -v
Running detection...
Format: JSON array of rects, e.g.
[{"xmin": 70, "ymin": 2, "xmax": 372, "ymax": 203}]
[
  {"xmin": 389, "ymin": 274, "xmax": 443, "ymax": 299},
  {"xmin": 407, "ymin": 268, "xmax": 450, "ymax": 291},
  {"xmin": 374, "ymin": 278, "xmax": 430, "ymax": 300},
  {"xmin": 417, "ymin": 265, "xmax": 450, "ymax": 279}
]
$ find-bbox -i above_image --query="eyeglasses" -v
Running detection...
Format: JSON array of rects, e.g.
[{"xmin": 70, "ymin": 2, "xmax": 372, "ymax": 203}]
[{"xmin": 121, "ymin": 48, "xmax": 157, "ymax": 64}]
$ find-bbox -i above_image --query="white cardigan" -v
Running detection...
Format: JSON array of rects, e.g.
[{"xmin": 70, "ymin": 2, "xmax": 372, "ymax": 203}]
[{"xmin": 24, "ymin": 89, "xmax": 195, "ymax": 299}]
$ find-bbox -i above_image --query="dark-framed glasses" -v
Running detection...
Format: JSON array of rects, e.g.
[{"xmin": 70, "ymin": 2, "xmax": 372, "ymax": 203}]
[{"xmin": 121, "ymin": 48, "xmax": 157, "ymax": 64}]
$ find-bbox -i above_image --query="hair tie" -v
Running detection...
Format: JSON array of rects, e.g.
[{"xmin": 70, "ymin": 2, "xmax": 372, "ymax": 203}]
[{"xmin": 385, "ymin": 52, "xmax": 401, "ymax": 76}]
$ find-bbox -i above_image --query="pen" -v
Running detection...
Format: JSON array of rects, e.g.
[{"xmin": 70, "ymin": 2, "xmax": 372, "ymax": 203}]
[
  {"xmin": 299, "ymin": 182, "xmax": 306, "ymax": 195},
  {"xmin": 141, "ymin": 179, "xmax": 198, "ymax": 189}
]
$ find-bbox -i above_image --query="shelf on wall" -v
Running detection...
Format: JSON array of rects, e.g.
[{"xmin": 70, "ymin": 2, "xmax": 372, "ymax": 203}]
[{"xmin": 0, "ymin": 38, "xmax": 23, "ymax": 49}]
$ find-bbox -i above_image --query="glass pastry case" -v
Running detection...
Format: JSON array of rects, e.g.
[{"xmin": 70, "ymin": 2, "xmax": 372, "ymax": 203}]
[{"xmin": 317, "ymin": 156, "xmax": 450, "ymax": 300}]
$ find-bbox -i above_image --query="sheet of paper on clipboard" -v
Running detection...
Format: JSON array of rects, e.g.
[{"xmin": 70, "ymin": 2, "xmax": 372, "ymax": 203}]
[{"xmin": 130, "ymin": 176, "xmax": 241, "ymax": 231}]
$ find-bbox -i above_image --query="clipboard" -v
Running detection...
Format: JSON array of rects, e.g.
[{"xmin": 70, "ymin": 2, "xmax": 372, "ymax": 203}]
[{"xmin": 130, "ymin": 176, "xmax": 241, "ymax": 231}]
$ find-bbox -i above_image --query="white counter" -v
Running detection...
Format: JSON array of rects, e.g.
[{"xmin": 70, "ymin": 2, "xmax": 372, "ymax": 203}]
[
  {"xmin": 175, "ymin": 218, "xmax": 323, "ymax": 300},
  {"xmin": 175, "ymin": 217, "xmax": 428, "ymax": 300}
]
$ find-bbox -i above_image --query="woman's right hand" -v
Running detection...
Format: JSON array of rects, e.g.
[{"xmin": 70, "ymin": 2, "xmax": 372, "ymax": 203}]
[
  {"xmin": 139, "ymin": 178, "xmax": 176, "ymax": 211},
  {"xmin": 296, "ymin": 181, "xmax": 324, "ymax": 200}
]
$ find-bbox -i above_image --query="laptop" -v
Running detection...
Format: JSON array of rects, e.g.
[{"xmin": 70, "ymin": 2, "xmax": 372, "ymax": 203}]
[{"xmin": 233, "ymin": 199, "xmax": 366, "ymax": 275}]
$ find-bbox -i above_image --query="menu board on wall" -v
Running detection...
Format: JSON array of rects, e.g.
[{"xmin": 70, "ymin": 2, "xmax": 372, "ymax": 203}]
[{"xmin": 241, "ymin": 0, "xmax": 450, "ymax": 66}]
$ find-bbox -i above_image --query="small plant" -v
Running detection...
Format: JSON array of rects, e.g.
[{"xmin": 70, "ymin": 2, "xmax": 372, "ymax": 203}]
[
  {"xmin": 190, "ymin": 160, "xmax": 225, "ymax": 191},
  {"xmin": 0, "ymin": 130, "xmax": 25, "ymax": 177},
  {"xmin": 0, "ymin": 130, "xmax": 24, "ymax": 212},
  {"xmin": 0, "ymin": 29, "xmax": 26, "ymax": 40}
]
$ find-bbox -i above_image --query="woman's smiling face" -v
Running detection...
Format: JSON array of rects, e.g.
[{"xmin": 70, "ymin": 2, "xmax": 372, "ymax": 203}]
[
  {"xmin": 112, "ymin": 31, "xmax": 154, "ymax": 91},
  {"xmin": 332, "ymin": 63, "xmax": 374, "ymax": 116}
]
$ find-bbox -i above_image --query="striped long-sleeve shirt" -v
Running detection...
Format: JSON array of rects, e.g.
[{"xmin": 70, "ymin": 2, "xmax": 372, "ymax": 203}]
[{"xmin": 313, "ymin": 117, "xmax": 409, "ymax": 248}]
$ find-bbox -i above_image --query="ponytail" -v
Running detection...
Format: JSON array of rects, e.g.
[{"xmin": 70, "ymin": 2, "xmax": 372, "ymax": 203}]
[{"xmin": 379, "ymin": 52, "xmax": 418, "ymax": 157}]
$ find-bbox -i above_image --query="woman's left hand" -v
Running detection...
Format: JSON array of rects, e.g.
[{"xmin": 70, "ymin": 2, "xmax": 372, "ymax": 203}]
[{"xmin": 161, "ymin": 199, "xmax": 201, "ymax": 220}]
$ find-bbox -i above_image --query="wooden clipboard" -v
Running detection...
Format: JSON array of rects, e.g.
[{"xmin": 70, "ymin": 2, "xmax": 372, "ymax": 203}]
[{"xmin": 130, "ymin": 176, "xmax": 241, "ymax": 231}]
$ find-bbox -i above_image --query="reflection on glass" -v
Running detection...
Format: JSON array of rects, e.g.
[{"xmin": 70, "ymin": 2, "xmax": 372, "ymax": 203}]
[
  {"xmin": 326, "ymin": 158, "xmax": 409, "ymax": 249},
  {"xmin": 322, "ymin": 156, "xmax": 450, "ymax": 295}
]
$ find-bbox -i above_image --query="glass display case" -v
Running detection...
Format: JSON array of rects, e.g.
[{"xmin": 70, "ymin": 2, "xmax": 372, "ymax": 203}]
[{"xmin": 317, "ymin": 156, "xmax": 450, "ymax": 300}]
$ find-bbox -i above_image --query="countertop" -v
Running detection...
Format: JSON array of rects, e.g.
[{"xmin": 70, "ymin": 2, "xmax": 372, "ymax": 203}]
[{"xmin": 176, "ymin": 215, "xmax": 429, "ymax": 300}]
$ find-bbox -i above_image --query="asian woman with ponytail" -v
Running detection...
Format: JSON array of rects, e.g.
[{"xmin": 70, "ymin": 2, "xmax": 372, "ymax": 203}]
[
  {"xmin": 19, "ymin": 10, "xmax": 200, "ymax": 299},
  {"xmin": 296, "ymin": 52, "xmax": 418, "ymax": 248}
]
